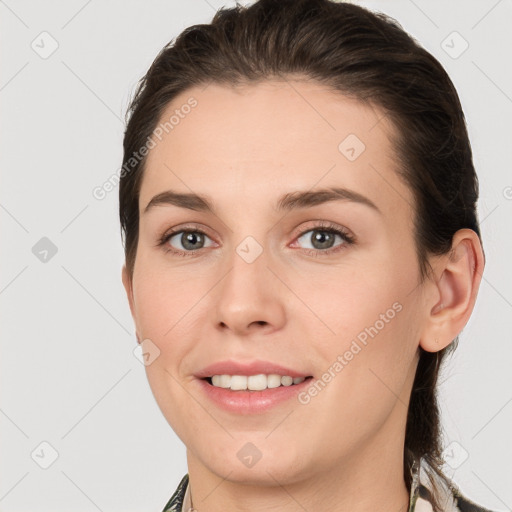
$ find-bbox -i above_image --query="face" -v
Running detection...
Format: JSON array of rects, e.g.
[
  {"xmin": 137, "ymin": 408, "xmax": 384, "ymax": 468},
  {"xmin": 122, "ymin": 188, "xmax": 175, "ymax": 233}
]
[{"xmin": 123, "ymin": 79, "xmax": 427, "ymax": 485}]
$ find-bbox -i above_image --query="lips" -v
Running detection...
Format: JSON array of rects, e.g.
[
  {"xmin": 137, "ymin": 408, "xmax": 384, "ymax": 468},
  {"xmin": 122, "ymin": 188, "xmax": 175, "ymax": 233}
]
[
  {"xmin": 196, "ymin": 372, "xmax": 314, "ymax": 414},
  {"xmin": 194, "ymin": 359, "xmax": 312, "ymax": 379}
]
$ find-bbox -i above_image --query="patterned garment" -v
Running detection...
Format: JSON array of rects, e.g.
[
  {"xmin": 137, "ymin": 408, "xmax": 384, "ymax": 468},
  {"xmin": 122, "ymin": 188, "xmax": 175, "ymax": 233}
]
[{"xmin": 162, "ymin": 456, "xmax": 496, "ymax": 512}]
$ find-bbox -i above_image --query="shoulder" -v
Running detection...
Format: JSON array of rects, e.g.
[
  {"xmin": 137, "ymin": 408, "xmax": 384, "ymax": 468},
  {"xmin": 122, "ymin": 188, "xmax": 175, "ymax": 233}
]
[
  {"xmin": 452, "ymin": 485, "xmax": 499, "ymax": 512},
  {"xmin": 414, "ymin": 458, "xmax": 499, "ymax": 512},
  {"xmin": 416, "ymin": 481, "xmax": 498, "ymax": 512}
]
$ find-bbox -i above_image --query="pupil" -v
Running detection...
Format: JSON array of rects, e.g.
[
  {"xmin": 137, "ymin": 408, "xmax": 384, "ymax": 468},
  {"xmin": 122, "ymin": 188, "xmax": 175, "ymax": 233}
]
[
  {"xmin": 182, "ymin": 232, "xmax": 203, "ymax": 250},
  {"xmin": 312, "ymin": 230, "xmax": 334, "ymax": 249}
]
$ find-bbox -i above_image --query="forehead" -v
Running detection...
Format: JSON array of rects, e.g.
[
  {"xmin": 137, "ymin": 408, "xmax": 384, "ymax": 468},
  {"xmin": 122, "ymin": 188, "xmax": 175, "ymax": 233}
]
[{"xmin": 140, "ymin": 79, "xmax": 414, "ymax": 220}]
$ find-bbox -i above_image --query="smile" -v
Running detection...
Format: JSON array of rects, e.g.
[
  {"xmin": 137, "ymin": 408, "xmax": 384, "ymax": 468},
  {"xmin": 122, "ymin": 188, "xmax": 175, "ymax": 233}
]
[{"xmin": 207, "ymin": 374, "xmax": 308, "ymax": 391}]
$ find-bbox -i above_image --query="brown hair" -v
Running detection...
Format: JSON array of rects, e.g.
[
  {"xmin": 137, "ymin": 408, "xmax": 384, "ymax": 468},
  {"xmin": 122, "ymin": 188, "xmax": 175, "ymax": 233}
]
[{"xmin": 119, "ymin": 0, "xmax": 484, "ymax": 508}]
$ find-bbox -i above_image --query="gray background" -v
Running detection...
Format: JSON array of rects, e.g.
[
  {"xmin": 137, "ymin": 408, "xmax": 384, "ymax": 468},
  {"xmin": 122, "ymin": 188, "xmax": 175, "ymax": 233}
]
[{"xmin": 1, "ymin": 0, "xmax": 511, "ymax": 511}]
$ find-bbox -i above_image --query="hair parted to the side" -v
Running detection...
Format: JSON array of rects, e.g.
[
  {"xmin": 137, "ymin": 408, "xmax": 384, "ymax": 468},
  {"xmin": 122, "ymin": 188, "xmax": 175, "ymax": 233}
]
[{"xmin": 119, "ymin": 1, "xmax": 484, "ymax": 510}]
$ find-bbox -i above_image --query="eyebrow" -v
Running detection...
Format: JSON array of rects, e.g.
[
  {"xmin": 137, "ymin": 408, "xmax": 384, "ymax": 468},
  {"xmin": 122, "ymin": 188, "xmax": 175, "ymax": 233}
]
[{"xmin": 143, "ymin": 186, "xmax": 381, "ymax": 215}]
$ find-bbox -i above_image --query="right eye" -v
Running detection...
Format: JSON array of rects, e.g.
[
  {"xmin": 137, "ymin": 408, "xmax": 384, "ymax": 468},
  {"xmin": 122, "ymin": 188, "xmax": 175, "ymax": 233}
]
[{"xmin": 159, "ymin": 229, "xmax": 216, "ymax": 256}]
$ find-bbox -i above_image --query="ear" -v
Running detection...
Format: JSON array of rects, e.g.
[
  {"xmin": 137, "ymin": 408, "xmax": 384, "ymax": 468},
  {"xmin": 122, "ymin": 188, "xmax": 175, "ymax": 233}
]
[
  {"xmin": 419, "ymin": 228, "xmax": 485, "ymax": 353},
  {"xmin": 122, "ymin": 264, "xmax": 141, "ymax": 344}
]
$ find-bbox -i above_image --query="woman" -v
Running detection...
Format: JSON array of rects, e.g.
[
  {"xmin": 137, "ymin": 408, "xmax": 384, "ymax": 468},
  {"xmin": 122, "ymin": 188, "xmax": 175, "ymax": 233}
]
[{"xmin": 119, "ymin": 0, "xmax": 493, "ymax": 510}]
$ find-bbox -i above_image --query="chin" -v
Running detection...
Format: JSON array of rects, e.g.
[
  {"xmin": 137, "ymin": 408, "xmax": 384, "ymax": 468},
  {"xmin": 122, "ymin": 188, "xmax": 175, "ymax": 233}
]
[{"xmin": 197, "ymin": 442, "xmax": 313, "ymax": 486}]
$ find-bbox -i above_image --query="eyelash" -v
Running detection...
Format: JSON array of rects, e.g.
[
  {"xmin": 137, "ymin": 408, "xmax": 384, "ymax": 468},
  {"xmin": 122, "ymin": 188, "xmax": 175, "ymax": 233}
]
[{"xmin": 157, "ymin": 221, "xmax": 356, "ymax": 258}]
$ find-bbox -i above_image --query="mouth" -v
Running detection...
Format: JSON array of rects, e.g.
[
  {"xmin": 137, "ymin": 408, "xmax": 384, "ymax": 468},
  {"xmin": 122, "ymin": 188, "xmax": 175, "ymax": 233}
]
[
  {"xmin": 195, "ymin": 361, "xmax": 315, "ymax": 413},
  {"xmin": 194, "ymin": 360, "xmax": 315, "ymax": 412}
]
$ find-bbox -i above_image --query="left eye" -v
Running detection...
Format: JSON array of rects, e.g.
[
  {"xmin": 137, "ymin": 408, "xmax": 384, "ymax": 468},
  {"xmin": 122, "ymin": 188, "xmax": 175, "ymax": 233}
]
[{"xmin": 296, "ymin": 228, "xmax": 351, "ymax": 251}]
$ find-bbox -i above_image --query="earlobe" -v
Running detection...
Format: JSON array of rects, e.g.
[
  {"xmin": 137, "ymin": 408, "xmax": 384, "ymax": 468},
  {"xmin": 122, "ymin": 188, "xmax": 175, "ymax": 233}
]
[{"xmin": 419, "ymin": 229, "xmax": 484, "ymax": 353}]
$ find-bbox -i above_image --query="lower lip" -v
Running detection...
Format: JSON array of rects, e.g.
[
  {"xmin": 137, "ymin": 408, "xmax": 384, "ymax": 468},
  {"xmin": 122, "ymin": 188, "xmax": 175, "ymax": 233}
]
[{"xmin": 196, "ymin": 377, "xmax": 314, "ymax": 414}]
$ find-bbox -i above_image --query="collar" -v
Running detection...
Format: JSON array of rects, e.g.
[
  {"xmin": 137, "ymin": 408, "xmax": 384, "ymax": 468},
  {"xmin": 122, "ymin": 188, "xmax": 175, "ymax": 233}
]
[{"xmin": 162, "ymin": 455, "xmax": 490, "ymax": 512}]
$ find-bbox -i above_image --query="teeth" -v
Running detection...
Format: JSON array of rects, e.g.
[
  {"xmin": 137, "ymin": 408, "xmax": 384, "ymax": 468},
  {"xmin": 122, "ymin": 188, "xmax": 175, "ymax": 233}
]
[
  {"xmin": 211, "ymin": 374, "xmax": 232, "ymax": 388},
  {"xmin": 248, "ymin": 374, "xmax": 267, "ymax": 391},
  {"xmin": 267, "ymin": 374, "xmax": 282, "ymax": 388},
  {"xmin": 209, "ymin": 374, "xmax": 306, "ymax": 390},
  {"xmin": 231, "ymin": 375, "xmax": 247, "ymax": 390},
  {"xmin": 281, "ymin": 376, "xmax": 293, "ymax": 386}
]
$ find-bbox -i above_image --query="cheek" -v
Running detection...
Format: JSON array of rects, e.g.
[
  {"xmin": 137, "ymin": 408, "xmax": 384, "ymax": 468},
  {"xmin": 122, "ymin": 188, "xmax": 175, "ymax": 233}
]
[
  {"xmin": 132, "ymin": 256, "xmax": 206, "ymax": 340},
  {"xmin": 294, "ymin": 262, "xmax": 406, "ymax": 347},
  {"xmin": 298, "ymin": 263, "xmax": 418, "ymax": 400},
  {"xmin": 296, "ymin": 308, "xmax": 417, "ymax": 456}
]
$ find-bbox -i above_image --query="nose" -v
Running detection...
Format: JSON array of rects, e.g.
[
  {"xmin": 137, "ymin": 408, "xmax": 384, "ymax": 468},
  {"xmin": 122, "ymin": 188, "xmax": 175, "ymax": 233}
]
[{"xmin": 214, "ymin": 243, "xmax": 287, "ymax": 336}]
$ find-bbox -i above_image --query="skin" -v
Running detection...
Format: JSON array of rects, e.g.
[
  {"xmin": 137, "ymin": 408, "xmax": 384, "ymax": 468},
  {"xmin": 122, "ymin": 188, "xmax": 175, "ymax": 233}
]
[{"xmin": 122, "ymin": 79, "xmax": 484, "ymax": 512}]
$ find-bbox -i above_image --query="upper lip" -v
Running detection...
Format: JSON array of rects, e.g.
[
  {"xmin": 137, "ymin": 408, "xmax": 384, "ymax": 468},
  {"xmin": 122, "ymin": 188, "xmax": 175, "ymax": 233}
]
[{"xmin": 195, "ymin": 359, "xmax": 311, "ymax": 379}]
